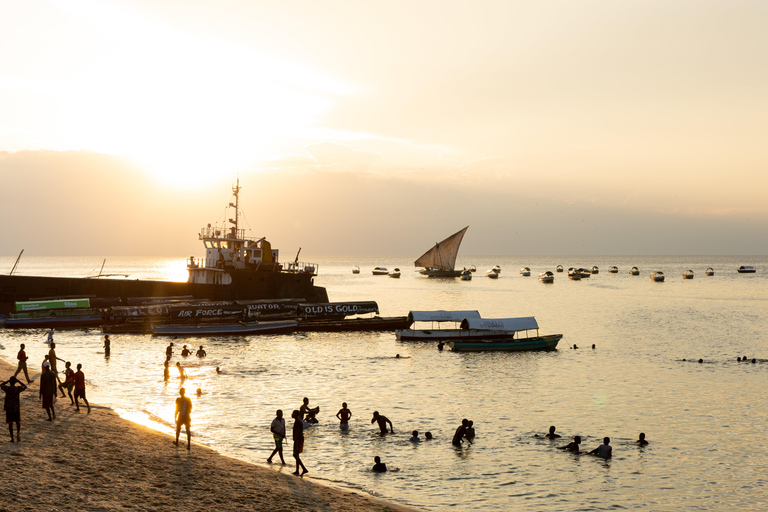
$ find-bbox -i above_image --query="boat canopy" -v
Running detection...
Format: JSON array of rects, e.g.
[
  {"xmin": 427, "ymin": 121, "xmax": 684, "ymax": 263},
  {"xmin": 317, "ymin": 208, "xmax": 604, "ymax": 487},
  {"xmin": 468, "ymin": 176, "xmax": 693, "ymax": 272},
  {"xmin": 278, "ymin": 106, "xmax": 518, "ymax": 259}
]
[
  {"xmin": 299, "ymin": 301, "xmax": 379, "ymax": 319},
  {"xmin": 740, "ymin": 266, "xmax": 755, "ymax": 270},
  {"xmin": 407, "ymin": 310, "xmax": 481, "ymax": 323},
  {"xmin": 461, "ymin": 317, "xmax": 538, "ymax": 332},
  {"xmin": 15, "ymin": 298, "xmax": 91, "ymax": 312},
  {"xmin": 414, "ymin": 226, "xmax": 468, "ymax": 271}
]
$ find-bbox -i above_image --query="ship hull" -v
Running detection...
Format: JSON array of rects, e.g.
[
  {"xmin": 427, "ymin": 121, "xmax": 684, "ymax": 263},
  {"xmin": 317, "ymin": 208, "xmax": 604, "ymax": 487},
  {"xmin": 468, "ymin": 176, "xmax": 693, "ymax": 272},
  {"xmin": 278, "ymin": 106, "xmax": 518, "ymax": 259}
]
[{"xmin": 0, "ymin": 270, "xmax": 328, "ymax": 315}]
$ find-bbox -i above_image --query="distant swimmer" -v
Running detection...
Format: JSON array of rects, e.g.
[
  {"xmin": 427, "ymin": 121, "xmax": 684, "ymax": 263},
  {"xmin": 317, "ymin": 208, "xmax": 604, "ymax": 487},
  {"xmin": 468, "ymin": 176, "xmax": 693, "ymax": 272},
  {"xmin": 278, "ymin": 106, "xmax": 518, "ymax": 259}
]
[
  {"xmin": 588, "ymin": 437, "xmax": 612, "ymax": 459},
  {"xmin": 174, "ymin": 388, "xmax": 192, "ymax": 450},
  {"xmin": 534, "ymin": 425, "xmax": 561, "ymax": 439},
  {"xmin": 196, "ymin": 345, "xmax": 206, "ymax": 358},
  {"xmin": 267, "ymin": 409, "xmax": 286, "ymax": 465},
  {"xmin": 371, "ymin": 411, "xmax": 394, "ymax": 435},
  {"xmin": 181, "ymin": 345, "xmax": 191, "ymax": 357},
  {"xmin": 437, "ymin": 341, "xmax": 445, "ymax": 351},
  {"xmin": 336, "ymin": 402, "xmax": 352, "ymax": 429},
  {"xmin": 698, "ymin": 359, "xmax": 703, "ymax": 363},
  {"xmin": 637, "ymin": 433, "xmax": 648, "ymax": 446},
  {"xmin": 372, "ymin": 456, "xmax": 387, "ymax": 473},
  {"xmin": 466, "ymin": 420, "xmax": 475, "ymax": 442},
  {"xmin": 558, "ymin": 436, "xmax": 581, "ymax": 453},
  {"xmin": 572, "ymin": 344, "xmax": 578, "ymax": 349},
  {"xmin": 737, "ymin": 357, "xmax": 742, "ymax": 362},
  {"xmin": 195, "ymin": 388, "xmax": 202, "ymax": 396},
  {"xmin": 300, "ymin": 397, "xmax": 320, "ymax": 424},
  {"xmin": 410, "ymin": 430, "xmax": 420, "ymax": 442},
  {"xmin": 424, "ymin": 431, "xmax": 433, "ymax": 440},
  {"xmin": 592, "ymin": 344, "xmax": 595, "ymax": 349},
  {"xmin": 452, "ymin": 419, "xmax": 471, "ymax": 446},
  {"xmin": 215, "ymin": 366, "xmax": 221, "ymax": 374}
]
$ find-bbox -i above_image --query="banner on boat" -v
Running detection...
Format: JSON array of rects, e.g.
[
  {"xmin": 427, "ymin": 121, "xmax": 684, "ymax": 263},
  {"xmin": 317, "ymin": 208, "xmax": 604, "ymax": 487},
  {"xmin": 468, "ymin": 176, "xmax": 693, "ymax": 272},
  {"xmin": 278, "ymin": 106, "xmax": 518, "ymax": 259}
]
[
  {"xmin": 15, "ymin": 299, "xmax": 91, "ymax": 312},
  {"xmin": 169, "ymin": 303, "xmax": 244, "ymax": 320},
  {"xmin": 242, "ymin": 299, "xmax": 302, "ymax": 319},
  {"xmin": 299, "ymin": 302, "xmax": 379, "ymax": 319}
]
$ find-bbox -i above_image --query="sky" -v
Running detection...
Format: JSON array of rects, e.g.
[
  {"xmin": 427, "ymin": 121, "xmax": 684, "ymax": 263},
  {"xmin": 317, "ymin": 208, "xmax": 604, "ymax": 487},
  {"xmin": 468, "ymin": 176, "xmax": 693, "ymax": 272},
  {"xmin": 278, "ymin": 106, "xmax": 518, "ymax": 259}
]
[{"xmin": 1, "ymin": 0, "xmax": 767, "ymax": 257}]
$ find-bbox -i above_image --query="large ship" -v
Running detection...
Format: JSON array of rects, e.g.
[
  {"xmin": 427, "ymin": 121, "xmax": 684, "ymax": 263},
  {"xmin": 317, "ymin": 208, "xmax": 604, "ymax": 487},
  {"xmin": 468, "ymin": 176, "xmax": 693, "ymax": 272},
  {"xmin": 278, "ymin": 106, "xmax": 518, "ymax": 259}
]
[{"xmin": 0, "ymin": 180, "xmax": 328, "ymax": 315}]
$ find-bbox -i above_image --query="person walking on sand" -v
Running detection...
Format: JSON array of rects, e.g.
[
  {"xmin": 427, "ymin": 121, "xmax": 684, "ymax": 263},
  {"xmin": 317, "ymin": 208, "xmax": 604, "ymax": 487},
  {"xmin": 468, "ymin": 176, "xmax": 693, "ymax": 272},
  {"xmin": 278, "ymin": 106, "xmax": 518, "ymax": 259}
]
[
  {"xmin": 174, "ymin": 388, "xmax": 192, "ymax": 450},
  {"xmin": 336, "ymin": 402, "xmax": 352, "ymax": 429},
  {"xmin": 267, "ymin": 409, "xmax": 286, "ymax": 464},
  {"xmin": 291, "ymin": 410, "xmax": 308, "ymax": 476},
  {"xmin": 103, "ymin": 335, "xmax": 111, "ymax": 357},
  {"xmin": 39, "ymin": 362, "xmax": 57, "ymax": 421},
  {"xmin": 73, "ymin": 363, "xmax": 91, "ymax": 413},
  {"xmin": 1, "ymin": 376, "xmax": 27, "ymax": 442},
  {"xmin": 452, "ymin": 419, "xmax": 471, "ymax": 446},
  {"xmin": 371, "ymin": 411, "xmax": 394, "ymax": 435},
  {"xmin": 13, "ymin": 344, "xmax": 32, "ymax": 384},
  {"xmin": 62, "ymin": 362, "xmax": 75, "ymax": 405}
]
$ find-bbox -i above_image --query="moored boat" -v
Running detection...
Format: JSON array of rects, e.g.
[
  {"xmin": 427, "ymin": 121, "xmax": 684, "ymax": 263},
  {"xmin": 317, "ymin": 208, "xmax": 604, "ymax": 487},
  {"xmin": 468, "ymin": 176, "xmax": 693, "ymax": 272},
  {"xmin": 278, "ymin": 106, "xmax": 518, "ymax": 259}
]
[
  {"xmin": 567, "ymin": 268, "xmax": 582, "ymax": 280},
  {"xmin": 448, "ymin": 317, "xmax": 562, "ymax": 352},
  {"xmin": 352, "ymin": 266, "xmax": 360, "ymax": 274},
  {"xmin": 4, "ymin": 298, "xmax": 102, "ymax": 329},
  {"xmin": 578, "ymin": 268, "xmax": 591, "ymax": 278},
  {"xmin": 388, "ymin": 268, "xmax": 401, "ymax": 278},
  {"xmin": 372, "ymin": 267, "xmax": 389, "ymax": 275},
  {"xmin": 705, "ymin": 267, "xmax": 714, "ymax": 276},
  {"xmin": 683, "ymin": 270, "xmax": 694, "ymax": 279},
  {"xmin": 469, "ymin": 265, "xmax": 477, "ymax": 273},
  {"xmin": 520, "ymin": 267, "xmax": 531, "ymax": 276},
  {"xmin": 538, "ymin": 271, "xmax": 554, "ymax": 283},
  {"xmin": 415, "ymin": 227, "xmax": 468, "ymax": 278},
  {"xmin": 556, "ymin": 265, "xmax": 564, "ymax": 272},
  {"xmin": 296, "ymin": 301, "xmax": 409, "ymax": 332},
  {"xmin": 397, "ymin": 310, "xmax": 494, "ymax": 341},
  {"xmin": 449, "ymin": 334, "xmax": 563, "ymax": 352},
  {"xmin": 486, "ymin": 269, "xmax": 499, "ymax": 279},
  {"xmin": 608, "ymin": 266, "xmax": 618, "ymax": 273},
  {"xmin": 590, "ymin": 266, "xmax": 599, "ymax": 274},
  {"xmin": 460, "ymin": 268, "xmax": 472, "ymax": 281},
  {"xmin": 151, "ymin": 319, "xmax": 298, "ymax": 337},
  {"xmin": 738, "ymin": 266, "xmax": 756, "ymax": 274},
  {"xmin": 650, "ymin": 271, "xmax": 665, "ymax": 282},
  {"xmin": 629, "ymin": 267, "xmax": 640, "ymax": 276}
]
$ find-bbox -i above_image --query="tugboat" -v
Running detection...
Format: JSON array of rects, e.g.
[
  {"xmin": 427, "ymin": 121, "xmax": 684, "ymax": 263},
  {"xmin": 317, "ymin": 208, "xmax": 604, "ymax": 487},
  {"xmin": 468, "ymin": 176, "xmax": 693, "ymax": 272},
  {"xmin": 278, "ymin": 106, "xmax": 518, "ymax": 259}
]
[{"xmin": 0, "ymin": 180, "xmax": 327, "ymax": 315}]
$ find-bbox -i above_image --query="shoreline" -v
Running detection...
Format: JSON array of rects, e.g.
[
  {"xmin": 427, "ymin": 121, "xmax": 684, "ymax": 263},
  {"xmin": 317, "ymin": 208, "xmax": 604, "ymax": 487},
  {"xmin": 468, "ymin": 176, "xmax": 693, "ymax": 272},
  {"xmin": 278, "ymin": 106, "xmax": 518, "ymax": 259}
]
[{"xmin": 0, "ymin": 357, "xmax": 423, "ymax": 512}]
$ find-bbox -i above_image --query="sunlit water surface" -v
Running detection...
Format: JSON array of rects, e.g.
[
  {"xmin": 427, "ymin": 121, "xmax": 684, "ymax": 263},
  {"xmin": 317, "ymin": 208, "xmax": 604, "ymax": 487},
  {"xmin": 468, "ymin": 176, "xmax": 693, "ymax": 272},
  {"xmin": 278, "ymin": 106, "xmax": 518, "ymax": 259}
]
[{"xmin": 1, "ymin": 255, "xmax": 767, "ymax": 511}]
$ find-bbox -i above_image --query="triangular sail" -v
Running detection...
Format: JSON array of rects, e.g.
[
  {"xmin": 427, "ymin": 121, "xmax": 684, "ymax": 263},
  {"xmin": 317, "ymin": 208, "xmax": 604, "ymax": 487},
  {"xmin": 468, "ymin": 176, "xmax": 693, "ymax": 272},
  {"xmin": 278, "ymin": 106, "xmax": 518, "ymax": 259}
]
[{"xmin": 414, "ymin": 226, "xmax": 468, "ymax": 271}]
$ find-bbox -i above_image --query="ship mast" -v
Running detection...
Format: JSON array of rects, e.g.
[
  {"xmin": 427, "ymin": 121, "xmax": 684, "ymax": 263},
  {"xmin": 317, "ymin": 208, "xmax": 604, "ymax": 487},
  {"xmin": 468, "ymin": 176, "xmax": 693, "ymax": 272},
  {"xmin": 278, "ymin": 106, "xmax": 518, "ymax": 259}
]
[{"xmin": 229, "ymin": 177, "xmax": 240, "ymax": 238}]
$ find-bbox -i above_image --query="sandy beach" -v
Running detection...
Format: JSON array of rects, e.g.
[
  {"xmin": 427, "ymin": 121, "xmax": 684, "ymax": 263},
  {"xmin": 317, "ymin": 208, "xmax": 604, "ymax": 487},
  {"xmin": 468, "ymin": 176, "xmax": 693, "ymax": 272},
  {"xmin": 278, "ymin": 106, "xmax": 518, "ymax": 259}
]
[{"xmin": 0, "ymin": 358, "xmax": 421, "ymax": 512}]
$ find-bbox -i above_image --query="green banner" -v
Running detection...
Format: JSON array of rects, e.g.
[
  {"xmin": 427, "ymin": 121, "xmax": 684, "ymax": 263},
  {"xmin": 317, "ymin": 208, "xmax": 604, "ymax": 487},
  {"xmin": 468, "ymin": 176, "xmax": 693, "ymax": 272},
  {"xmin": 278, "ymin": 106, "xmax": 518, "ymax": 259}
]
[{"xmin": 15, "ymin": 299, "xmax": 91, "ymax": 312}]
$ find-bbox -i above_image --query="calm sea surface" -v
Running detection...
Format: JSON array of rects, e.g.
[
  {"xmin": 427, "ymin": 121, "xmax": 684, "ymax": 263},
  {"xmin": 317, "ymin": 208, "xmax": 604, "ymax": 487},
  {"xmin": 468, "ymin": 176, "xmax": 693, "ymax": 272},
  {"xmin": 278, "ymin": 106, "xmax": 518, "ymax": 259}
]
[{"xmin": 1, "ymin": 255, "xmax": 767, "ymax": 511}]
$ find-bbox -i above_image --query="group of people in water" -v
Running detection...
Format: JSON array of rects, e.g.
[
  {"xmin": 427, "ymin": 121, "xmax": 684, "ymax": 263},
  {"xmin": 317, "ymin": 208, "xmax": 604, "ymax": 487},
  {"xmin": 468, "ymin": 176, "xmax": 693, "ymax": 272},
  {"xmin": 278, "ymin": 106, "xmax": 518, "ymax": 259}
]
[{"xmin": 534, "ymin": 425, "xmax": 649, "ymax": 458}]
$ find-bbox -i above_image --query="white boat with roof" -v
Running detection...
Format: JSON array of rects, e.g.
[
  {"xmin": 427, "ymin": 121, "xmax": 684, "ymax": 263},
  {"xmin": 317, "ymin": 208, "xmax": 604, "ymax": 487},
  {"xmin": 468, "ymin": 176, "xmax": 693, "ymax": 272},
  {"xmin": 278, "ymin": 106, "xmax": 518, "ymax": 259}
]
[
  {"xmin": 352, "ymin": 266, "xmax": 360, "ymax": 274},
  {"xmin": 650, "ymin": 271, "xmax": 665, "ymax": 282},
  {"xmin": 705, "ymin": 267, "xmax": 714, "ymax": 276},
  {"xmin": 372, "ymin": 267, "xmax": 388, "ymax": 275},
  {"xmin": 415, "ymin": 227, "xmax": 469, "ymax": 278},
  {"xmin": 567, "ymin": 268, "xmax": 582, "ymax": 280},
  {"xmin": 520, "ymin": 267, "xmax": 531, "ymax": 276},
  {"xmin": 486, "ymin": 269, "xmax": 499, "ymax": 278},
  {"xmin": 397, "ymin": 310, "xmax": 510, "ymax": 341},
  {"xmin": 738, "ymin": 266, "xmax": 756, "ymax": 274},
  {"xmin": 388, "ymin": 268, "xmax": 401, "ymax": 278},
  {"xmin": 538, "ymin": 271, "xmax": 554, "ymax": 283},
  {"xmin": 608, "ymin": 266, "xmax": 618, "ymax": 273},
  {"xmin": 629, "ymin": 267, "xmax": 640, "ymax": 275},
  {"xmin": 448, "ymin": 317, "xmax": 562, "ymax": 352},
  {"xmin": 683, "ymin": 269, "xmax": 694, "ymax": 279}
]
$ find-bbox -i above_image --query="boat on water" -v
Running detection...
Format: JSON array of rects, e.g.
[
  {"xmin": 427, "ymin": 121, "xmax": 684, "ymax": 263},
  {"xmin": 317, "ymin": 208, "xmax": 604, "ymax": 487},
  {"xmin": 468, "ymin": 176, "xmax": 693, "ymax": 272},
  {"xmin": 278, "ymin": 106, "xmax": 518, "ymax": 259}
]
[
  {"xmin": 538, "ymin": 271, "xmax": 554, "ymax": 283},
  {"xmin": 520, "ymin": 267, "xmax": 531, "ymax": 276},
  {"xmin": 388, "ymin": 268, "xmax": 401, "ymax": 278},
  {"xmin": 352, "ymin": 266, "xmax": 360, "ymax": 274},
  {"xmin": 705, "ymin": 267, "xmax": 714, "ymax": 276},
  {"xmin": 486, "ymin": 269, "xmax": 499, "ymax": 279},
  {"xmin": 151, "ymin": 319, "xmax": 298, "ymax": 337},
  {"xmin": 469, "ymin": 265, "xmax": 477, "ymax": 273},
  {"xmin": 296, "ymin": 301, "xmax": 409, "ymax": 332},
  {"xmin": 447, "ymin": 317, "xmax": 562, "ymax": 352},
  {"xmin": 556, "ymin": 265, "xmax": 564, "ymax": 272},
  {"xmin": 738, "ymin": 266, "xmax": 756, "ymax": 274},
  {"xmin": 578, "ymin": 268, "xmax": 591, "ymax": 278},
  {"xmin": 567, "ymin": 268, "xmax": 582, "ymax": 280},
  {"xmin": 397, "ymin": 310, "xmax": 511, "ymax": 341},
  {"xmin": 650, "ymin": 271, "xmax": 665, "ymax": 282},
  {"xmin": 460, "ymin": 268, "xmax": 472, "ymax": 281},
  {"xmin": 372, "ymin": 267, "xmax": 389, "ymax": 275},
  {"xmin": 683, "ymin": 270, "xmax": 694, "ymax": 279},
  {"xmin": 629, "ymin": 267, "xmax": 640, "ymax": 276},
  {"xmin": 0, "ymin": 180, "xmax": 327, "ymax": 315},
  {"xmin": 492, "ymin": 265, "xmax": 501, "ymax": 273},
  {"xmin": 415, "ymin": 227, "xmax": 468, "ymax": 278},
  {"xmin": 608, "ymin": 266, "xmax": 618, "ymax": 273},
  {"xmin": 590, "ymin": 266, "xmax": 599, "ymax": 274},
  {"xmin": 4, "ymin": 298, "xmax": 102, "ymax": 329}
]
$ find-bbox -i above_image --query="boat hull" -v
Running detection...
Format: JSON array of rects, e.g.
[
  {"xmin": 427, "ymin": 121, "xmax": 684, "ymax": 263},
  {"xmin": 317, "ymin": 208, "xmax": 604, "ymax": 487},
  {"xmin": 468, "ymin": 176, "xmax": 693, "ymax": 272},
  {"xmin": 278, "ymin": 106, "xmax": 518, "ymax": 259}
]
[
  {"xmin": 397, "ymin": 329, "xmax": 523, "ymax": 342},
  {"xmin": 151, "ymin": 320, "xmax": 298, "ymax": 337},
  {"xmin": 4, "ymin": 314, "xmax": 103, "ymax": 329},
  {"xmin": 298, "ymin": 316, "xmax": 410, "ymax": 332},
  {"xmin": 0, "ymin": 271, "xmax": 327, "ymax": 315},
  {"xmin": 449, "ymin": 334, "xmax": 562, "ymax": 352},
  {"xmin": 418, "ymin": 269, "xmax": 462, "ymax": 278}
]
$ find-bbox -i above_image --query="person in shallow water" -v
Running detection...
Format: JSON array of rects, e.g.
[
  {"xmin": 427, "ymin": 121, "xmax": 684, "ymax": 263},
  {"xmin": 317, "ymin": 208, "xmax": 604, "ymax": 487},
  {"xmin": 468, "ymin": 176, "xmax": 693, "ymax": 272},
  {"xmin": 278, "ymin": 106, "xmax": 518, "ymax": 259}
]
[
  {"xmin": 588, "ymin": 437, "xmax": 613, "ymax": 459},
  {"xmin": 371, "ymin": 411, "xmax": 394, "ymax": 434},
  {"xmin": 336, "ymin": 402, "xmax": 351, "ymax": 428},
  {"xmin": 410, "ymin": 430, "xmax": 420, "ymax": 442},
  {"xmin": 196, "ymin": 345, "xmax": 206, "ymax": 357},
  {"xmin": 372, "ymin": 456, "xmax": 387, "ymax": 472},
  {"xmin": 452, "ymin": 419, "xmax": 471, "ymax": 446},
  {"xmin": 424, "ymin": 431, "xmax": 433, "ymax": 440},
  {"xmin": 267, "ymin": 409, "xmax": 286, "ymax": 465},
  {"xmin": 559, "ymin": 436, "xmax": 581, "ymax": 453},
  {"xmin": 637, "ymin": 433, "xmax": 649, "ymax": 446}
]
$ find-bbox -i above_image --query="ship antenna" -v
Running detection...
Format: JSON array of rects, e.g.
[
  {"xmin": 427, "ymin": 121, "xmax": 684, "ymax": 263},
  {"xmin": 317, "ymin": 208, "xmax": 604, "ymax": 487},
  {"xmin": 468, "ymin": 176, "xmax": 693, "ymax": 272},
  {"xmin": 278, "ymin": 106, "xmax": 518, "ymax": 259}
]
[
  {"xmin": 229, "ymin": 177, "xmax": 241, "ymax": 238},
  {"xmin": 9, "ymin": 249, "xmax": 24, "ymax": 275}
]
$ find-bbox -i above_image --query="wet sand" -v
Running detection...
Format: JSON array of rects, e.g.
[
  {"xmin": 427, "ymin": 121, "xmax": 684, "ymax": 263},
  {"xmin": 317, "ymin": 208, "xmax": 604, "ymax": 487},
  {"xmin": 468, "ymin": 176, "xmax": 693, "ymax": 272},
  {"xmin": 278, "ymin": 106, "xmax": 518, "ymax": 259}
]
[{"xmin": 0, "ymin": 358, "xmax": 420, "ymax": 512}]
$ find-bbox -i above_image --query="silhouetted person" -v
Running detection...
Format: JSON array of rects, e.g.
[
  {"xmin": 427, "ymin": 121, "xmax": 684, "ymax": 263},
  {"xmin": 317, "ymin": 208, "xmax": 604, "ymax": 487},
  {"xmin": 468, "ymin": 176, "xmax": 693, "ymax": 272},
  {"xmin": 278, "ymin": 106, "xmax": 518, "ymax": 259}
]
[
  {"xmin": 588, "ymin": 437, "xmax": 612, "ymax": 459},
  {"xmin": 74, "ymin": 363, "xmax": 90, "ymax": 413},
  {"xmin": 536, "ymin": 425, "xmax": 562, "ymax": 439},
  {"xmin": 292, "ymin": 410, "xmax": 308, "ymax": 476},
  {"xmin": 410, "ymin": 430, "xmax": 420, "ymax": 442},
  {"xmin": 425, "ymin": 431, "xmax": 433, "ymax": 440},
  {"xmin": 62, "ymin": 362, "xmax": 75, "ymax": 405},
  {"xmin": 267, "ymin": 409, "xmax": 286, "ymax": 464},
  {"xmin": 452, "ymin": 419, "xmax": 471, "ymax": 446},
  {"xmin": 163, "ymin": 360, "xmax": 170, "ymax": 382},
  {"xmin": 47, "ymin": 329, "xmax": 54, "ymax": 343},
  {"xmin": 466, "ymin": 420, "xmax": 476, "ymax": 442},
  {"xmin": 103, "ymin": 335, "xmax": 111, "ymax": 357},
  {"xmin": 1, "ymin": 376, "xmax": 27, "ymax": 442},
  {"xmin": 371, "ymin": 411, "xmax": 393, "ymax": 434},
  {"xmin": 300, "ymin": 397, "xmax": 319, "ymax": 424},
  {"xmin": 181, "ymin": 345, "xmax": 191, "ymax": 357},
  {"xmin": 372, "ymin": 456, "xmax": 387, "ymax": 472},
  {"xmin": 48, "ymin": 343, "xmax": 66, "ymax": 395},
  {"xmin": 437, "ymin": 341, "xmax": 445, "ymax": 351},
  {"xmin": 39, "ymin": 362, "xmax": 57, "ymax": 421},
  {"xmin": 637, "ymin": 433, "xmax": 648, "ymax": 446},
  {"xmin": 195, "ymin": 388, "xmax": 202, "ymax": 397},
  {"xmin": 196, "ymin": 345, "xmax": 206, "ymax": 358},
  {"xmin": 336, "ymin": 402, "xmax": 352, "ymax": 428},
  {"xmin": 215, "ymin": 366, "xmax": 221, "ymax": 374},
  {"xmin": 13, "ymin": 344, "xmax": 32, "ymax": 384},
  {"xmin": 559, "ymin": 436, "xmax": 581, "ymax": 453},
  {"xmin": 176, "ymin": 362, "xmax": 185, "ymax": 380},
  {"xmin": 166, "ymin": 343, "xmax": 174, "ymax": 359},
  {"xmin": 737, "ymin": 357, "xmax": 742, "ymax": 362},
  {"xmin": 174, "ymin": 388, "xmax": 192, "ymax": 450}
]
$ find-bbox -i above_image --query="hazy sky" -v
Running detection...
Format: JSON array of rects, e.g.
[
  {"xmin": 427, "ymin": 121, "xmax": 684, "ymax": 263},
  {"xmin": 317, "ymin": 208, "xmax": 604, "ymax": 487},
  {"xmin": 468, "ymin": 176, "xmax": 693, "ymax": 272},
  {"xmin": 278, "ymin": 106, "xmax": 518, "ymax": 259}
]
[{"xmin": 1, "ymin": 0, "xmax": 767, "ymax": 257}]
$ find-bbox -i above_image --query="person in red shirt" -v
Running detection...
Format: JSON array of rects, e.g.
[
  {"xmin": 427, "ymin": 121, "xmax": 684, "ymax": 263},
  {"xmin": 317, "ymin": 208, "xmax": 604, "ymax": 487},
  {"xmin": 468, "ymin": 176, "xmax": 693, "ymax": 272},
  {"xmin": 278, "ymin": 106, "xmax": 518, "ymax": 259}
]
[
  {"xmin": 62, "ymin": 362, "xmax": 76, "ymax": 405},
  {"xmin": 13, "ymin": 344, "xmax": 32, "ymax": 384},
  {"xmin": 73, "ymin": 363, "xmax": 90, "ymax": 414}
]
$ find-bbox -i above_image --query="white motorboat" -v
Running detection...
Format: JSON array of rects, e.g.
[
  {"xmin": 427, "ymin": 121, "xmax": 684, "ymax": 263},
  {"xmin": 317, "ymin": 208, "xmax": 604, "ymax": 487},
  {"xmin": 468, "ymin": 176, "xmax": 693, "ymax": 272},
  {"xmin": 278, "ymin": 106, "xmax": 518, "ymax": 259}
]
[
  {"xmin": 650, "ymin": 271, "xmax": 665, "ymax": 282},
  {"xmin": 372, "ymin": 267, "xmax": 388, "ymax": 275},
  {"xmin": 683, "ymin": 270, "xmax": 694, "ymax": 279},
  {"xmin": 520, "ymin": 267, "xmax": 531, "ymax": 276},
  {"xmin": 388, "ymin": 268, "xmax": 401, "ymax": 278},
  {"xmin": 538, "ymin": 271, "xmax": 554, "ymax": 283},
  {"xmin": 352, "ymin": 266, "xmax": 360, "ymax": 274}
]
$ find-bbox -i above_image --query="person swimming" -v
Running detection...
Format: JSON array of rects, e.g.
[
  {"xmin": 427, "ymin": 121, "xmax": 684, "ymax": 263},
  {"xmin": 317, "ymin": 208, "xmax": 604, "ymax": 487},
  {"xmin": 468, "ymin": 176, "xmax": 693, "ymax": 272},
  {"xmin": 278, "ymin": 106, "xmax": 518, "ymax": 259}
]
[
  {"xmin": 372, "ymin": 456, "xmax": 387, "ymax": 472},
  {"xmin": 410, "ymin": 430, "xmax": 420, "ymax": 442},
  {"xmin": 588, "ymin": 437, "xmax": 612, "ymax": 459},
  {"xmin": 637, "ymin": 432, "xmax": 648, "ymax": 446},
  {"xmin": 558, "ymin": 436, "xmax": 581, "ymax": 453}
]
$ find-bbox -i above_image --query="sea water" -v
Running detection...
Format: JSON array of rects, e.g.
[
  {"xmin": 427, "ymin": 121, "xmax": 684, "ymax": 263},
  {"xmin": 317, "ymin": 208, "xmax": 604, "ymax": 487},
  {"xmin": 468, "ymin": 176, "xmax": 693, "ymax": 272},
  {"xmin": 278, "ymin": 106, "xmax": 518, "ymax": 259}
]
[{"xmin": 1, "ymin": 255, "xmax": 767, "ymax": 511}]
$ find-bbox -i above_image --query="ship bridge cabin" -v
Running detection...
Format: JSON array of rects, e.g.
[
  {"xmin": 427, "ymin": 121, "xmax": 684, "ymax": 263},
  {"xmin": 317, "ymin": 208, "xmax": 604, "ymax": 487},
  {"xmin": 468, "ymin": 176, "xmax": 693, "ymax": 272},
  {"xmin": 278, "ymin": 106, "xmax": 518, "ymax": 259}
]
[{"xmin": 196, "ymin": 224, "xmax": 279, "ymax": 270}]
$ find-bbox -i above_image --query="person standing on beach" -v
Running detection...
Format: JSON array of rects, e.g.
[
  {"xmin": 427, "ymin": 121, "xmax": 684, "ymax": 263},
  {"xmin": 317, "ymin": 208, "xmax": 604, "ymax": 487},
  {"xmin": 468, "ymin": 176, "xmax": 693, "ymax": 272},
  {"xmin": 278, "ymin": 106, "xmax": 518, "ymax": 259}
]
[
  {"xmin": 73, "ymin": 363, "xmax": 91, "ymax": 413},
  {"xmin": 174, "ymin": 388, "xmax": 192, "ymax": 450},
  {"xmin": 48, "ymin": 343, "xmax": 66, "ymax": 396},
  {"xmin": 103, "ymin": 335, "xmax": 111, "ymax": 357},
  {"xmin": 452, "ymin": 419, "xmax": 471, "ymax": 446},
  {"xmin": 371, "ymin": 411, "xmax": 393, "ymax": 435},
  {"xmin": 336, "ymin": 402, "xmax": 352, "ymax": 429},
  {"xmin": 267, "ymin": 409, "xmax": 286, "ymax": 464},
  {"xmin": 39, "ymin": 362, "xmax": 57, "ymax": 421},
  {"xmin": 13, "ymin": 343, "xmax": 32, "ymax": 384},
  {"xmin": 1, "ymin": 376, "xmax": 27, "ymax": 442},
  {"xmin": 291, "ymin": 410, "xmax": 308, "ymax": 476},
  {"xmin": 62, "ymin": 362, "xmax": 75, "ymax": 405}
]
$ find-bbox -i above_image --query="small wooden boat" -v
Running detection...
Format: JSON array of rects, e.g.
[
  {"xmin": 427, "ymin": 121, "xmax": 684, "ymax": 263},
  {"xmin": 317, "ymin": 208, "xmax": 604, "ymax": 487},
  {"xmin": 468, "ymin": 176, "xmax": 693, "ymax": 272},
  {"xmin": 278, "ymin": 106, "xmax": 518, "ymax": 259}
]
[
  {"xmin": 461, "ymin": 269, "xmax": 472, "ymax": 281},
  {"xmin": 650, "ymin": 271, "xmax": 665, "ymax": 282},
  {"xmin": 486, "ymin": 270, "xmax": 499, "ymax": 279},
  {"xmin": 469, "ymin": 265, "xmax": 477, "ymax": 273},
  {"xmin": 352, "ymin": 266, "xmax": 360, "ymax": 274},
  {"xmin": 608, "ymin": 266, "xmax": 618, "ymax": 273},
  {"xmin": 683, "ymin": 270, "xmax": 694, "ymax": 279},
  {"xmin": 388, "ymin": 268, "xmax": 401, "ymax": 278},
  {"xmin": 372, "ymin": 267, "xmax": 389, "ymax": 275},
  {"xmin": 520, "ymin": 267, "xmax": 531, "ymax": 276},
  {"xmin": 738, "ymin": 266, "xmax": 756, "ymax": 274},
  {"xmin": 705, "ymin": 267, "xmax": 714, "ymax": 276},
  {"xmin": 578, "ymin": 268, "xmax": 591, "ymax": 278},
  {"xmin": 556, "ymin": 265, "xmax": 564, "ymax": 272},
  {"xmin": 629, "ymin": 267, "xmax": 640, "ymax": 276},
  {"xmin": 538, "ymin": 271, "xmax": 554, "ymax": 283},
  {"xmin": 151, "ymin": 319, "xmax": 298, "ymax": 337},
  {"xmin": 448, "ymin": 317, "xmax": 562, "ymax": 352},
  {"xmin": 416, "ymin": 227, "xmax": 468, "ymax": 278},
  {"xmin": 4, "ymin": 299, "xmax": 103, "ymax": 329},
  {"xmin": 296, "ymin": 301, "xmax": 408, "ymax": 332},
  {"xmin": 449, "ymin": 334, "xmax": 563, "ymax": 352},
  {"xmin": 492, "ymin": 265, "xmax": 501, "ymax": 273},
  {"xmin": 567, "ymin": 268, "xmax": 582, "ymax": 280},
  {"xmin": 590, "ymin": 266, "xmax": 599, "ymax": 274}
]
